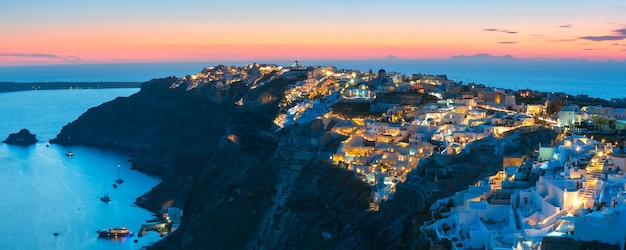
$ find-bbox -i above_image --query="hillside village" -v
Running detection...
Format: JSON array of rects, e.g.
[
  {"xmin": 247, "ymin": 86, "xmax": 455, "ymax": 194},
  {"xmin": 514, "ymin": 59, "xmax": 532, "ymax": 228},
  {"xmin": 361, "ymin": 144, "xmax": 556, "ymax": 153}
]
[{"xmin": 177, "ymin": 62, "xmax": 626, "ymax": 249}]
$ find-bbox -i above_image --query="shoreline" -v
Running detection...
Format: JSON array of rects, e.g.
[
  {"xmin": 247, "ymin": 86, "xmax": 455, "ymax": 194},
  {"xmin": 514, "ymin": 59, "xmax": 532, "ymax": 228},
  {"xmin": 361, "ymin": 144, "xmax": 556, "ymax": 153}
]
[{"xmin": 0, "ymin": 82, "xmax": 142, "ymax": 93}]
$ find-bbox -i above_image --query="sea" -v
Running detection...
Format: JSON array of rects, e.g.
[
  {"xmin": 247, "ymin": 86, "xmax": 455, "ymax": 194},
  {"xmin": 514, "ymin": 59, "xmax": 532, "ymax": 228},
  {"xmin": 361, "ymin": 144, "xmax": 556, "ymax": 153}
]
[
  {"xmin": 0, "ymin": 59, "xmax": 625, "ymax": 100},
  {"xmin": 0, "ymin": 89, "xmax": 164, "ymax": 249}
]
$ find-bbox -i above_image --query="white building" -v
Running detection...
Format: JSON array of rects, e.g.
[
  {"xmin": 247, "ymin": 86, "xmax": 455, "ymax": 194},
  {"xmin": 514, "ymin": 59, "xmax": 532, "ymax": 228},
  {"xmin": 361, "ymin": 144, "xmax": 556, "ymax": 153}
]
[
  {"xmin": 526, "ymin": 104, "xmax": 544, "ymax": 116},
  {"xmin": 610, "ymin": 148, "xmax": 626, "ymax": 172},
  {"xmin": 558, "ymin": 104, "xmax": 581, "ymax": 126},
  {"xmin": 573, "ymin": 206, "xmax": 626, "ymax": 249},
  {"xmin": 504, "ymin": 94, "xmax": 516, "ymax": 106}
]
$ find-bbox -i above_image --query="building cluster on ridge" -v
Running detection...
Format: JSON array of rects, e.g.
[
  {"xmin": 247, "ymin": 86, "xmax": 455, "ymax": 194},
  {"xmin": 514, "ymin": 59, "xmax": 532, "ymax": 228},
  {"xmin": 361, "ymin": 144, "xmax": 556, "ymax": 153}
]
[
  {"xmin": 423, "ymin": 134, "xmax": 626, "ymax": 249},
  {"xmin": 179, "ymin": 61, "xmax": 626, "ymax": 249}
]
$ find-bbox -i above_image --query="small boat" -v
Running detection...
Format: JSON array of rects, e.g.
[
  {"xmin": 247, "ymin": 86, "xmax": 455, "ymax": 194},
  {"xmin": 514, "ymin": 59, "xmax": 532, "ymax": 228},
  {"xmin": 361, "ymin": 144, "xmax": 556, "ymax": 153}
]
[
  {"xmin": 115, "ymin": 164, "xmax": 124, "ymax": 184},
  {"xmin": 113, "ymin": 183, "xmax": 118, "ymax": 189},
  {"xmin": 100, "ymin": 193, "xmax": 111, "ymax": 202},
  {"xmin": 97, "ymin": 226, "xmax": 133, "ymax": 238},
  {"xmin": 66, "ymin": 151, "xmax": 74, "ymax": 157}
]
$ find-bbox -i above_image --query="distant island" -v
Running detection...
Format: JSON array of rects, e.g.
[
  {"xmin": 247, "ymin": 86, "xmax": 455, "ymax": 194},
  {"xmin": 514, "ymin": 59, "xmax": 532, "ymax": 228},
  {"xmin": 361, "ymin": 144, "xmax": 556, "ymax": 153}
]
[
  {"xmin": 3, "ymin": 128, "xmax": 37, "ymax": 145},
  {"xmin": 448, "ymin": 53, "xmax": 601, "ymax": 62},
  {"xmin": 449, "ymin": 53, "xmax": 517, "ymax": 61},
  {"xmin": 0, "ymin": 81, "xmax": 141, "ymax": 92}
]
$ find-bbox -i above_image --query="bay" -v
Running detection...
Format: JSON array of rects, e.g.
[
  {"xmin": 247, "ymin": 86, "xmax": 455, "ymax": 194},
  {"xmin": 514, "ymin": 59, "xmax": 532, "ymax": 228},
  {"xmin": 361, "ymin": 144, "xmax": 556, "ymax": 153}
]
[{"xmin": 0, "ymin": 89, "xmax": 164, "ymax": 249}]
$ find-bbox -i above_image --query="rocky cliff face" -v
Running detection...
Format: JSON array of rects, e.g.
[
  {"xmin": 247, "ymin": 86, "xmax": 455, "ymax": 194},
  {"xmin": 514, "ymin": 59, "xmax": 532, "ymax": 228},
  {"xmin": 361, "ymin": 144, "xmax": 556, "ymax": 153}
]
[
  {"xmin": 53, "ymin": 77, "xmax": 224, "ymax": 176},
  {"xmin": 150, "ymin": 123, "xmax": 427, "ymax": 250},
  {"xmin": 52, "ymin": 69, "xmax": 427, "ymax": 249}
]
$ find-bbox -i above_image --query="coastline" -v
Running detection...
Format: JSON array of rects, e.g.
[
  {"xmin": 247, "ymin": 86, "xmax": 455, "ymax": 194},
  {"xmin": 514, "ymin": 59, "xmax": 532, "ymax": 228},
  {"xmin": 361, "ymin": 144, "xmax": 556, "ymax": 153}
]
[
  {"xmin": 0, "ymin": 82, "xmax": 141, "ymax": 93},
  {"xmin": 31, "ymin": 63, "xmax": 626, "ymax": 248}
]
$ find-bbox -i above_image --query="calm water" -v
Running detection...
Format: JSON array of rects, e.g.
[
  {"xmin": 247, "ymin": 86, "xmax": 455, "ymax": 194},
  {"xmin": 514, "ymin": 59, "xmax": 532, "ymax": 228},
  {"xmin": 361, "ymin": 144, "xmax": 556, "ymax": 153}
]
[
  {"xmin": 0, "ymin": 60, "xmax": 625, "ymax": 100},
  {"xmin": 0, "ymin": 89, "xmax": 164, "ymax": 249}
]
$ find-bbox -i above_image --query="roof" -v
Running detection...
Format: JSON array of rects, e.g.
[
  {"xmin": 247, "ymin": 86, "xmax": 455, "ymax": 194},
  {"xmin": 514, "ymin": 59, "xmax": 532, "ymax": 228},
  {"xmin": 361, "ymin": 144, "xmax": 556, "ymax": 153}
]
[
  {"xmin": 468, "ymin": 201, "xmax": 489, "ymax": 210},
  {"xmin": 560, "ymin": 105, "xmax": 580, "ymax": 112}
]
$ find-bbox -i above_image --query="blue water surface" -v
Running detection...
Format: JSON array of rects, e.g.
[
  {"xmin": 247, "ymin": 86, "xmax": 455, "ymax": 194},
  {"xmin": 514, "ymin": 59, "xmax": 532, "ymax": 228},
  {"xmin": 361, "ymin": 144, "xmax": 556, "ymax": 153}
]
[
  {"xmin": 0, "ymin": 89, "xmax": 165, "ymax": 249},
  {"xmin": 1, "ymin": 60, "xmax": 624, "ymax": 99}
]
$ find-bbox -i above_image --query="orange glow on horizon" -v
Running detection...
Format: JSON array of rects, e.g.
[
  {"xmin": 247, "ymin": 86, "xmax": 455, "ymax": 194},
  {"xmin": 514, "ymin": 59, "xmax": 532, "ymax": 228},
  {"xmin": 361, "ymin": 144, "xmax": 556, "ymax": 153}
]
[
  {"xmin": 3, "ymin": 1, "xmax": 626, "ymax": 66},
  {"xmin": 3, "ymin": 23, "xmax": 626, "ymax": 65},
  {"xmin": 2, "ymin": 41, "xmax": 623, "ymax": 66}
]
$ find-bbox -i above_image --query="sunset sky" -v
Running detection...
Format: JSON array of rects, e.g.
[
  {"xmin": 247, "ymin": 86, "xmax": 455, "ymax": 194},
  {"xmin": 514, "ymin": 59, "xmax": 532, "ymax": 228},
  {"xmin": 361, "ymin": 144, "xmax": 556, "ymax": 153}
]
[{"xmin": 2, "ymin": 0, "xmax": 626, "ymax": 65}]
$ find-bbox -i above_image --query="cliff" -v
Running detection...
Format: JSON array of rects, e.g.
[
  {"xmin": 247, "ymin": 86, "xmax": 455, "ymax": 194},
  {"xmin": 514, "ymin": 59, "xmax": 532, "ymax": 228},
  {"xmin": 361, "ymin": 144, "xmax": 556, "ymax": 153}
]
[
  {"xmin": 51, "ymin": 67, "xmax": 429, "ymax": 249},
  {"xmin": 148, "ymin": 121, "xmax": 428, "ymax": 249},
  {"xmin": 51, "ymin": 67, "xmax": 286, "ymax": 202}
]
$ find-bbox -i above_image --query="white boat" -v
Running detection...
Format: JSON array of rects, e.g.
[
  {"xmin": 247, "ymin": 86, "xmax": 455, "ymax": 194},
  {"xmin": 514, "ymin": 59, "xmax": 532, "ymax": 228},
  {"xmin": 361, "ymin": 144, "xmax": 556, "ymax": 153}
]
[
  {"xmin": 100, "ymin": 193, "xmax": 111, "ymax": 202},
  {"xmin": 100, "ymin": 184, "xmax": 111, "ymax": 202},
  {"xmin": 115, "ymin": 164, "xmax": 124, "ymax": 184},
  {"xmin": 97, "ymin": 226, "xmax": 132, "ymax": 238}
]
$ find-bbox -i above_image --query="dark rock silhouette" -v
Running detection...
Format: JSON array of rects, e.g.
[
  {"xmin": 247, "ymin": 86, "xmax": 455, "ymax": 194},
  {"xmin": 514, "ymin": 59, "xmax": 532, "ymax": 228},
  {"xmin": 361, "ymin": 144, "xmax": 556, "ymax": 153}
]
[{"xmin": 3, "ymin": 128, "xmax": 37, "ymax": 145}]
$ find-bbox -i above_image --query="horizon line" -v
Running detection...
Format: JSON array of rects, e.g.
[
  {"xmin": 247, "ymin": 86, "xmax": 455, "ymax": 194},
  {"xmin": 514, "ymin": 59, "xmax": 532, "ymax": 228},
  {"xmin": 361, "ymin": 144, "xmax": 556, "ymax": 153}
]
[{"xmin": 2, "ymin": 54, "xmax": 626, "ymax": 67}]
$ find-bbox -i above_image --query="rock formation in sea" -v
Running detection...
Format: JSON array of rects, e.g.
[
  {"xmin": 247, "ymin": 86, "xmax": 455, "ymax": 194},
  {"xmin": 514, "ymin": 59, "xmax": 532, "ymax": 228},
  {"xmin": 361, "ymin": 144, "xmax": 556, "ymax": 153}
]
[
  {"xmin": 51, "ymin": 65, "xmax": 429, "ymax": 249},
  {"xmin": 3, "ymin": 128, "xmax": 38, "ymax": 145}
]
